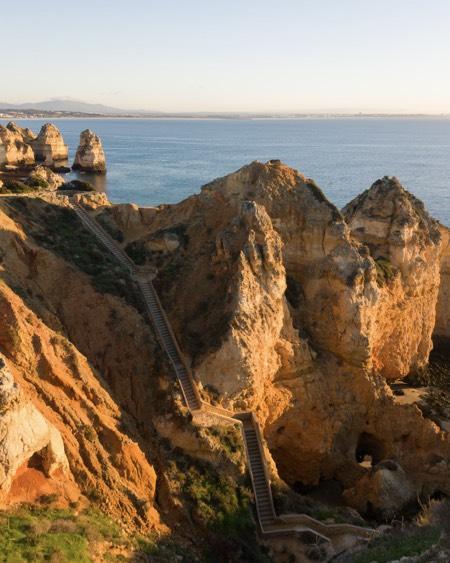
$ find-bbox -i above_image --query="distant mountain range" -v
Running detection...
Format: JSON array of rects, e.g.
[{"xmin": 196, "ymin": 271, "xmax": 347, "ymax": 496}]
[
  {"xmin": 0, "ymin": 99, "xmax": 139, "ymax": 115},
  {"xmin": 1, "ymin": 99, "xmax": 448, "ymax": 119}
]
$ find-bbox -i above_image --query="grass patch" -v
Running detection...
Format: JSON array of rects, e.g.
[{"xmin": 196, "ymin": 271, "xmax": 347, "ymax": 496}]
[
  {"xmin": 354, "ymin": 526, "xmax": 440, "ymax": 563},
  {"xmin": 165, "ymin": 449, "xmax": 271, "ymax": 562},
  {"xmin": 205, "ymin": 425, "xmax": 243, "ymax": 456},
  {"xmin": 0, "ymin": 505, "xmax": 147, "ymax": 562},
  {"xmin": 0, "ymin": 180, "xmax": 39, "ymax": 194},
  {"xmin": 375, "ymin": 257, "xmax": 395, "ymax": 286}
]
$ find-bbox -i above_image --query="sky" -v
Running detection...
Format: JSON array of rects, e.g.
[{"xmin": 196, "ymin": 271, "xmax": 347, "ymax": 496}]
[{"xmin": 2, "ymin": 0, "xmax": 450, "ymax": 113}]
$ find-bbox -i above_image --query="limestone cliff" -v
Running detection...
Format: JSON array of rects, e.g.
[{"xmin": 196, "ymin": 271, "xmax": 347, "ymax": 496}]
[
  {"xmin": 31, "ymin": 123, "xmax": 68, "ymax": 164},
  {"xmin": 0, "ymin": 198, "xmax": 162, "ymax": 530},
  {"xmin": 72, "ymin": 129, "xmax": 106, "ymax": 173},
  {"xmin": 436, "ymin": 225, "xmax": 450, "ymax": 341},
  {"xmin": 0, "ymin": 125, "xmax": 35, "ymax": 168},
  {"xmin": 6, "ymin": 121, "xmax": 36, "ymax": 143},
  {"xmin": 101, "ymin": 161, "xmax": 450, "ymax": 515},
  {"xmin": 0, "ymin": 356, "xmax": 70, "ymax": 502},
  {"xmin": 343, "ymin": 177, "xmax": 443, "ymax": 379}
]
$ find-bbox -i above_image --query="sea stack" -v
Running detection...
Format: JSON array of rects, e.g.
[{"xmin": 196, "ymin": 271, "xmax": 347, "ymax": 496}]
[
  {"xmin": 0, "ymin": 124, "xmax": 35, "ymax": 168},
  {"xmin": 31, "ymin": 123, "xmax": 68, "ymax": 165},
  {"xmin": 72, "ymin": 129, "xmax": 106, "ymax": 174}
]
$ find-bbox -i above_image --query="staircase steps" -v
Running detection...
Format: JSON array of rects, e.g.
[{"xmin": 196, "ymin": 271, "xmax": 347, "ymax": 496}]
[{"xmin": 68, "ymin": 197, "xmax": 374, "ymax": 541}]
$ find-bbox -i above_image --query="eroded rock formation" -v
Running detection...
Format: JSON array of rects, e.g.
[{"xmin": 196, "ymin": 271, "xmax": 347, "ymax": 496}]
[
  {"xmin": 29, "ymin": 165, "xmax": 65, "ymax": 190},
  {"xmin": 72, "ymin": 129, "xmax": 106, "ymax": 173},
  {"xmin": 31, "ymin": 123, "xmax": 68, "ymax": 165},
  {"xmin": 0, "ymin": 199, "xmax": 162, "ymax": 529},
  {"xmin": 1, "ymin": 159, "xmax": 450, "ymax": 549},
  {"xmin": 0, "ymin": 356, "xmax": 70, "ymax": 502},
  {"xmin": 343, "ymin": 176, "xmax": 443, "ymax": 379},
  {"xmin": 436, "ymin": 225, "xmax": 450, "ymax": 341},
  {"xmin": 101, "ymin": 161, "xmax": 450, "ymax": 516},
  {"xmin": 0, "ymin": 124, "xmax": 35, "ymax": 168}
]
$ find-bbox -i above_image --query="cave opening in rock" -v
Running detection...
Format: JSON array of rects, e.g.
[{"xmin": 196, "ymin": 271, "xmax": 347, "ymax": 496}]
[
  {"xmin": 355, "ymin": 432, "xmax": 386, "ymax": 467},
  {"xmin": 27, "ymin": 449, "xmax": 46, "ymax": 472}
]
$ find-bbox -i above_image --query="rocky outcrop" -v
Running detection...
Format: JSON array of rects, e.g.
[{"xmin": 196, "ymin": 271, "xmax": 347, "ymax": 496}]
[
  {"xmin": 6, "ymin": 121, "xmax": 36, "ymax": 143},
  {"xmin": 195, "ymin": 201, "xmax": 307, "ymax": 411},
  {"xmin": 31, "ymin": 123, "xmax": 68, "ymax": 164},
  {"xmin": 343, "ymin": 459, "xmax": 416, "ymax": 518},
  {"xmin": 0, "ymin": 125, "xmax": 35, "ymax": 168},
  {"xmin": 72, "ymin": 129, "xmax": 106, "ymax": 173},
  {"xmin": 435, "ymin": 225, "xmax": 450, "ymax": 340},
  {"xmin": 0, "ymin": 356, "xmax": 70, "ymax": 502},
  {"xmin": 29, "ymin": 165, "xmax": 65, "ymax": 190},
  {"xmin": 343, "ymin": 177, "xmax": 443, "ymax": 379},
  {"xmin": 0, "ymin": 199, "xmax": 162, "ymax": 529},
  {"xmin": 104, "ymin": 161, "xmax": 450, "ymax": 511}
]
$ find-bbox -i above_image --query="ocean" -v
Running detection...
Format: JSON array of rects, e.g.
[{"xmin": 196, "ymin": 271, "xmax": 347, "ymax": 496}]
[{"xmin": 2, "ymin": 118, "xmax": 450, "ymax": 226}]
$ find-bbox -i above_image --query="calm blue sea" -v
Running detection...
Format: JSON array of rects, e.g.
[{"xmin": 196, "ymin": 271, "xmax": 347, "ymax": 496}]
[{"xmin": 3, "ymin": 118, "xmax": 450, "ymax": 226}]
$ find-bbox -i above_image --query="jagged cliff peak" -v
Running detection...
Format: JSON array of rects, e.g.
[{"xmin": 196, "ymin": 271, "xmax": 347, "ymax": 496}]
[{"xmin": 343, "ymin": 176, "xmax": 441, "ymax": 255}]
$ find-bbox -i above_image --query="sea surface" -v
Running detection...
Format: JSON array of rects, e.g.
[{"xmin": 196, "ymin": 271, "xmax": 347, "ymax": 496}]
[{"xmin": 2, "ymin": 118, "xmax": 450, "ymax": 226}]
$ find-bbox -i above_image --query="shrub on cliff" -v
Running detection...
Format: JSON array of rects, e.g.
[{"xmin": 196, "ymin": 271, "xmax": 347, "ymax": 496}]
[
  {"xmin": 58, "ymin": 180, "xmax": 95, "ymax": 192},
  {"xmin": 1, "ymin": 179, "xmax": 39, "ymax": 194},
  {"xmin": 26, "ymin": 176, "xmax": 49, "ymax": 190}
]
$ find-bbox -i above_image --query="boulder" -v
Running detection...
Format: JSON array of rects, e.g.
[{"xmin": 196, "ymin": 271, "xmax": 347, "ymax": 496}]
[
  {"xmin": 72, "ymin": 129, "xmax": 106, "ymax": 173},
  {"xmin": 31, "ymin": 123, "xmax": 68, "ymax": 164},
  {"xmin": 343, "ymin": 460, "xmax": 416, "ymax": 518}
]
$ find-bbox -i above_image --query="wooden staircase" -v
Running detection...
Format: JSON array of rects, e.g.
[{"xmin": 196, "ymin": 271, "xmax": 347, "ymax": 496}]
[{"xmin": 69, "ymin": 198, "xmax": 374, "ymax": 542}]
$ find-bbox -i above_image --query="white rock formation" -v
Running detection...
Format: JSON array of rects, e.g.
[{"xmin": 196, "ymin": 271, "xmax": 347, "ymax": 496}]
[{"xmin": 0, "ymin": 357, "xmax": 69, "ymax": 500}]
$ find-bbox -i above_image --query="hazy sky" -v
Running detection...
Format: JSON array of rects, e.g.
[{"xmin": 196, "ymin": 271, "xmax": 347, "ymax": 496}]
[{"xmin": 3, "ymin": 0, "xmax": 450, "ymax": 113}]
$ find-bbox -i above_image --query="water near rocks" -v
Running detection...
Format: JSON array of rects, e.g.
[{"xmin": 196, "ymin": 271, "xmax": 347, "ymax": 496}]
[{"xmin": 3, "ymin": 117, "xmax": 450, "ymax": 226}]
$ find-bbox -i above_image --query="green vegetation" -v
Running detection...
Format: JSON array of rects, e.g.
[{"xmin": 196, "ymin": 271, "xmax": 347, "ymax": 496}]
[
  {"xmin": 4, "ymin": 199, "xmax": 139, "ymax": 308},
  {"xmin": 375, "ymin": 256, "xmax": 395, "ymax": 285},
  {"xmin": 26, "ymin": 177, "xmax": 49, "ymax": 190},
  {"xmin": 166, "ymin": 449, "xmax": 271, "ymax": 562},
  {"xmin": 354, "ymin": 526, "xmax": 440, "ymax": 563},
  {"xmin": 0, "ymin": 506, "xmax": 122, "ymax": 562},
  {"xmin": 205, "ymin": 425, "xmax": 243, "ymax": 456},
  {"xmin": 58, "ymin": 180, "xmax": 95, "ymax": 192},
  {"xmin": 0, "ymin": 180, "xmax": 38, "ymax": 194}
]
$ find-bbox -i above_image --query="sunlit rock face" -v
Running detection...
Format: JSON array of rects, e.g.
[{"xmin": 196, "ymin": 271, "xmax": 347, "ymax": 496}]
[
  {"xmin": 0, "ymin": 356, "xmax": 70, "ymax": 501},
  {"xmin": 31, "ymin": 123, "xmax": 68, "ymax": 165},
  {"xmin": 0, "ymin": 125, "xmax": 35, "ymax": 167},
  {"xmin": 102, "ymin": 161, "xmax": 450, "ymax": 511},
  {"xmin": 5, "ymin": 122, "xmax": 36, "ymax": 144},
  {"xmin": 343, "ymin": 176, "xmax": 443, "ymax": 379},
  {"xmin": 435, "ymin": 225, "xmax": 450, "ymax": 341},
  {"xmin": 72, "ymin": 129, "xmax": 106, "ymax": 173}
]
